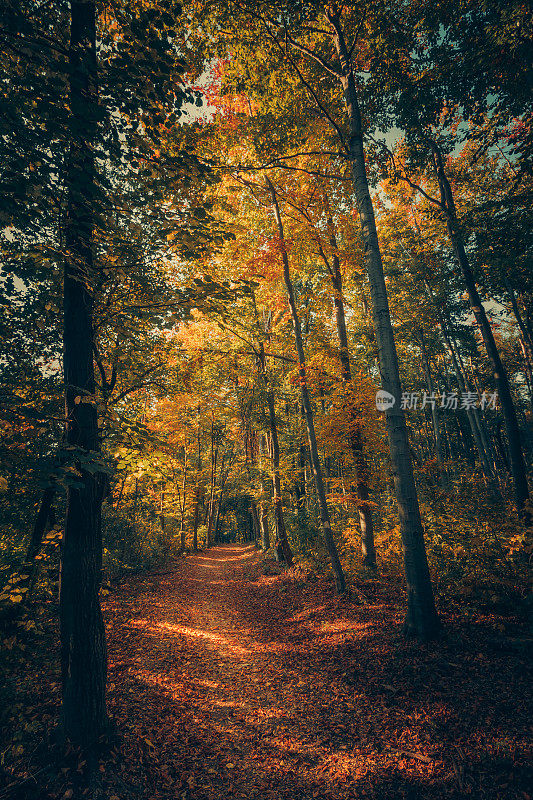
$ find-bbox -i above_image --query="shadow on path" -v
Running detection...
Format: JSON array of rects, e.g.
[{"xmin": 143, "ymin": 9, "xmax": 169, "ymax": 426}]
[{"xmin": 103, "ymin": 545, "xmax": 532, "ymax": 800}]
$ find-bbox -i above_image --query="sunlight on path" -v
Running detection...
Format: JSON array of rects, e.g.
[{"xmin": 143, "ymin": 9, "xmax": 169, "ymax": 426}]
[{"xmin": 105, "ymin": 545, "xmax": 414, "ymax": 798}]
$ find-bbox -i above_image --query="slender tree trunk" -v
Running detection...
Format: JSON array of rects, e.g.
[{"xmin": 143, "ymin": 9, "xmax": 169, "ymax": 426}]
[
  {"xmin": 114, "ymin": 477, "xmax": 126, "ymax": 509},
  {"xmin": 519, "ymin": 337, "xmax": 533, "ymax": 411},
  {"xmin": 430, "ymin": 140, "xmax": 530, "ymax": 520},
  {"xmin": 260, "ymin": 505, "xmax": 270, "ymax": 550},
  {"xmin": 213, "ymin": 499, "xmax": 222, "ymax": 542},
  {"xmin": 23, "ymin": 487, "xmax": 56, "ymax": 604},
  {"xmin": 494, "ymin": 419, "xmax": 511, "ymax": 475},
  {"xmin": 180, "ymin": 447, "xmax": 187, "ymax": 552},
  {"xmin": 257, "ymin": 346, "xmax": 293, "ymax": 564},
  {"xmin": 132, "ymin": 477, "xmax": 139, "ymax": 522},
  {"xmin": 259, "ymin": 435, "xmax": 271, "ymax": 550},
  {"xmin": 268, "ymin": 179, "xmax": 345, "ymax": 593},
  {"xmin": 193, "ymin": 422, "xmax": 201, "ymax": 551},
  {"xmin": 417, "ymin": 334, "xmax": 446, "ymax": 488},
  {"xmin": 206, "ymin": 419, "xmax": 217, "ymax": 548},
  {"xmin": 60, "ymin": 0, "xmax": 108, "ymax": 744},
  {"xmin": 160, "ymin": 489, "xmax": 165, "ymax": 532},
  {"xmin": 26, "ymin": 487, "xmax": 55, "ymax": 563},
  {"xmin": 424, "ymin": 281, "xmax": 499, "ymax": 482},
  {"xmin": 506, "ymin": 281, "xmax": 533, "ymax": 413},
  {"xmin": 327, "ymin": 10, "xmax": 439, "ymax": 633},
  {"xmin": 250, "ymin": 498, "xmax": 261, "ymax": 545},
  {"xmin": 297, "ymin": 443, "xmax": 307, "ymax": 516},
  {"xmin": 318, "ymin": 201, "xmax": 376, "ymax": 567}
]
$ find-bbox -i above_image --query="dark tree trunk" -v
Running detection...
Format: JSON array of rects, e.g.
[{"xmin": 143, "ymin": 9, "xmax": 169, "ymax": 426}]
[
  {"xmin": 212, "ymin": 499, "xmax": 221, "ymax": 543},
  {"xmin": 327, "ymin": 9, "xmax": 439, "ymax": 634},
  {"xmin": 26, "ymin": 487, "xmax": 55, "ymax": 563},
  {"xmin": 23, "ymin": 487, "xmax": 56, "ymax": 604},
  {"xmin": 250, "ymin": 498, "xmax": 261, "ymax": 545},
  {"xmin": 60, "ymin": 0, "xmax": 108, "ymax": 745}
]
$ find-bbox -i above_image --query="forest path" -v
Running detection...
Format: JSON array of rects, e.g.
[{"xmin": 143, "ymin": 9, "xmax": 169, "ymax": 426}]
[{"xmin": 102, "ymin": 545, "xmax": 532, "ymax": 800}]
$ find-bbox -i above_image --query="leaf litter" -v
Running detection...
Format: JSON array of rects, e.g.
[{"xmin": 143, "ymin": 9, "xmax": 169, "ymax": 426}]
[{"xmin": 1, "ymin": 544, "xmax": 532, "ymax": 799}]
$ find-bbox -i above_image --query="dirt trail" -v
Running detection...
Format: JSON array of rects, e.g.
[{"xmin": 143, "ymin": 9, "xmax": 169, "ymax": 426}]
[{"xmin": 102, "ymin": 545, "xmax": 532, "ymax": 800}]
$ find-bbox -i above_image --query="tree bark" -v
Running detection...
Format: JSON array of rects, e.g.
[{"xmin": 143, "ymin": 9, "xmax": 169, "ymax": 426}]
[
  {"xmin": 327, "ymin": 8, "xmax": 439, "ymax": 633},
  {"xmin": 268, "ymin": 179, "xmax": 345, "ymax": 593},
  {"xmin": 60, "ymin": 0, "xmax": 108, "ymax": 744}
]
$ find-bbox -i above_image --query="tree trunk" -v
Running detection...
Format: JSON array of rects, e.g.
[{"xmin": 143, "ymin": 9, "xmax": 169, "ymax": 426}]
[
  {"xmin": 328, "ymin": 9, "xmax": 439, "ymax": 634},
  {"xmin": 60, "ymin": 0, "xmax": 108, "ymax": 744},
  {"xmin": 114, "ymin": 477, "xmax": 126, "ymax": 509},
  {"xmin": 250, "ymin": 498, "xmax": 261, "ymax": 545},
  {"xmin": 258, "ymin": 436, "xmax": 272, "ymax": 550},
  {"xmin": 318, "ymin": 201, "xmax": 376, "ymax": 567},
  {"xmin": 132, "ymin": 477, "xmax": 139, "ymax": 522},
  {"xmin": 193, "ymin": 424, "xmax": 201, "ymax": 551},
  {"xmin": 417, "ymin": 333, "xmax": 446, "ymax": 488},
  {"xmin": 257, "ymin": 347, "xmax": 293, "ymax": 565},
  {"xmin": 430, "ymin": 140, "xmax": 530, "ymax": 520},
  {"xmin": 23, "ymin": 487, "xmax": 57, "ymax": 604},
  {"xmin": 160, "ymin": 489, "xmax": 165, "ymax": 533},
  {"xmin": 506, "ymin": 281, "xmax": 533, "ymax": 413},
  {"xmin": 206, "ymin": 419, "xmax": 217, "ymax": 548},
  {"xmin": 212, "ymin": 499, "xmax": 222, "ymax": 543},
  {"xmin": 268, "ymin": 179, "xmax": 345, "ymax": 593},
  {"xmin": 260, "ymin": 505, "xmax": 270, "ymax": 550},
  {"xmin": 180, "ymin": 447, "xmax": 187, "ymax": 552},
  {"xmin": 26, "ymin": 486, "xmax": 55, "ymax": 563},
  {"xmin": 424, "ymin": 280, "xmax": 499, "ymax": 483}
]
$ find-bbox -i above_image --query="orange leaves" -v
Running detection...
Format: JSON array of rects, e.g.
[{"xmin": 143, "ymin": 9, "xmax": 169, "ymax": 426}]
[{"xmin": 246, "ymin": 235, "xmax": 294, "ymax": 283}]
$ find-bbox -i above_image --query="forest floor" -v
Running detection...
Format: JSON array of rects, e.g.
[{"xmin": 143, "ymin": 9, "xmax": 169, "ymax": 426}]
[{"xmin": 2, "ymin": 544, "xmax": 533, "ymax": 800}]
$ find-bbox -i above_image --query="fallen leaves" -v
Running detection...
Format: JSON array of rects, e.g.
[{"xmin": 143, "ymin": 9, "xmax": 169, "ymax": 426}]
[{"xmin": 2, "ymin": 545, "xmax": 532, "ymax": 800}]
